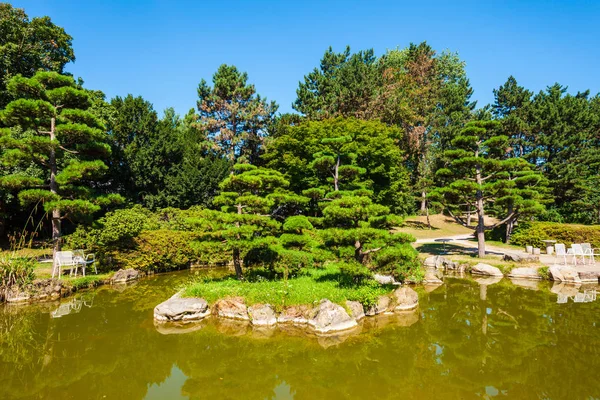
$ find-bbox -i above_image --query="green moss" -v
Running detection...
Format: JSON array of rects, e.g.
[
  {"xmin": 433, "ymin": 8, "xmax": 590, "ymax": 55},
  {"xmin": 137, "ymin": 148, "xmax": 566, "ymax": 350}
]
[
  {"xmin": 182, "ymin": 265, "xmax": 393, "ymax": 311},
  {"xmin": 67, "ymin": 273, "xmax": 111, "ymax": 290}
]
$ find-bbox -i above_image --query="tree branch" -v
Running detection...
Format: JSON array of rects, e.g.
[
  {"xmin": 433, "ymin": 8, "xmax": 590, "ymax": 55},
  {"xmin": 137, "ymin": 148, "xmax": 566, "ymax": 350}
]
[{"xmin": 447, "ymin": 208, "xmax": 477, "ymax": 230}]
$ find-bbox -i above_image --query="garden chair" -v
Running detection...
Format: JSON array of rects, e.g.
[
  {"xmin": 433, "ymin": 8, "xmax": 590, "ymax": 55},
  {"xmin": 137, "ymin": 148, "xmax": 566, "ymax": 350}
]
[
  {"xmin": 53, "ymin": 251, "xmax": 77, "ymax": 279},
  {"xmin": 554, "ymin": 244, "xmax": 573, "ymax": 265},
  {"xmin": 571, "ymin": 244, "xmax": 585, "ymax": 265},
  {"xmin": 72, "ymin": 250, "xmax": 97, "ymax": 276},
  {"xmin": 581, "ymin": 243, "xmax": 598, "ymax": 265}
]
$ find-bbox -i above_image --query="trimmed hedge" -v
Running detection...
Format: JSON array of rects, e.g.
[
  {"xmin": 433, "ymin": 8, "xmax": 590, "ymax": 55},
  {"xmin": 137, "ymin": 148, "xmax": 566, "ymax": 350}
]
[{"xmin": 510, "ymin": 222, "xmax": 600, "ymax": 248}]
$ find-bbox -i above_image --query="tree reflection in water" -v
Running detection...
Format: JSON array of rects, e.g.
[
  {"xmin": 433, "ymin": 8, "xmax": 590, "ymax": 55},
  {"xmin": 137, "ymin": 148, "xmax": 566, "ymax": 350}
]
[{"xmin": 0, "ymin": 270, "xmax": 599, "ymax": 400}]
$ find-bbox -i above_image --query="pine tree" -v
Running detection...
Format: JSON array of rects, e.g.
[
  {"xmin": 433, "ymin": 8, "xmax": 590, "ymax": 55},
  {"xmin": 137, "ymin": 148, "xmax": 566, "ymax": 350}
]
[
  {"xmin": 0, "ymin": 71, "xmax": 120, "ymax": 275},
  {"xmin": 433, "ymin": 120, "xmax": 545, "ymax": 257}
]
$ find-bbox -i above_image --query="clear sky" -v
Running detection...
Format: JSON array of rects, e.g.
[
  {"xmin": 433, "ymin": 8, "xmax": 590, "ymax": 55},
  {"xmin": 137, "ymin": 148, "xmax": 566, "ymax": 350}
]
[{"xmin": 12, "ymin": 0, "xmax": 600, "ymax": 117}]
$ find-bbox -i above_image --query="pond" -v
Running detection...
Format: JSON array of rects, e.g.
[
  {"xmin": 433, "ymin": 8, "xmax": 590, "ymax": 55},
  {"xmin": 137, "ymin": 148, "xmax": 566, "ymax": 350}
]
[{"xmin": 1, "ymin": 270, "xmax": 599, "ymax": 399}]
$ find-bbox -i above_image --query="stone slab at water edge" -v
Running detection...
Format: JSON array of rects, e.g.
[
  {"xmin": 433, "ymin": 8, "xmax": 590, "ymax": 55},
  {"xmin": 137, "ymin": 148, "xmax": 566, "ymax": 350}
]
[
  {"xmin": 154, "ymin": 293, "xmax": 211, "ymax": 322},
  {"xmin": 470, "ymin": 263, "xmax": 504, "ymax": 277},
  {"xmin": 308, "ymin": 299, "xmax": 358, "ymax": 334}
]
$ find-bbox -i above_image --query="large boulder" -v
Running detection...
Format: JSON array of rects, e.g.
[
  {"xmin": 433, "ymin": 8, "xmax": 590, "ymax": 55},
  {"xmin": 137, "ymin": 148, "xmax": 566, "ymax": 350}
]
[
  {"xmin": 213, "ymin": 297, "xmax": 249, "ymax": 320},
  {"xmin": 154, "ymin": 294, "xmax": 210, "ymax": 322},
  {"xmin": 471, "ymin": 263, "xmax": 503, "ymax": 277},
  {"xmin": 508, "ymin": 267, "xmax": 541, "ymax": 280},
  {"xmin": 278, "ymin": 305, "xmax": 312, "ymax": 325},
  {"xmin": 345, "ymin": 300, "xmax": 365, "ymax": 321},
  {"xmin": 248, "ymin": 304, "xmax": 277, "ymax": 326},
  {"xmin": 423, "ymin": 270, "xmax": 443, "ymax": 284},
  {"xmin": 112, "ymin": 268, "xmax": 140, "ymax": 284},
  {"xmin": 503, "ymin": 253, "xmax": 539, "ymax": 263},
  {"xmin": 393, "ymin": 287, "xmax": 419, "ymax": 311},
  {"xmin": 308, "ymin": 299, "xmax": 358, "ymax": 334},
  {"xmin": 365, "ymin": 296, "xmax": 391, "ymax": 316},
  {"xmin": 549, "ymin": 266, "xmax": 581, "ymax": 284}
]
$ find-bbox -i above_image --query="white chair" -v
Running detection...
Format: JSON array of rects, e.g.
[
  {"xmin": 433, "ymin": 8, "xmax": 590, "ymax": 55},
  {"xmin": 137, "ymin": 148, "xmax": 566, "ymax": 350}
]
[
  {"xmin": 555, "ymin": 244, "xmax": 572, "ymax": 265},
  {"xmin": 72, "ymin": 250, "xmax": 97, "ymax": 276},
  {"xmin": 581, "ymin": 243, "xmax": 598, "ymax": 265},
  {"xmin": 54, "ymin": 251, "xmax": 76, "ymax": 279},
  {"xmin": 571, "ymin": 244, "xmax": 585, "ymax": 265}
]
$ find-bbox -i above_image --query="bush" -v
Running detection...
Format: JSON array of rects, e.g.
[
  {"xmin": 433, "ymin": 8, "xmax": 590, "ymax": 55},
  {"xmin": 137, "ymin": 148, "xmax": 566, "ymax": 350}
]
[
  {"xmin": 0, "ymin": 256, "xmax": 36, "ymax": 300},
  {"xmin": 510, "ymin": 222, "xmax": 600, "ymax": 248},
  {"xmin": 112, "ymin": 230, "xmax": 197, "ymax": 272}
]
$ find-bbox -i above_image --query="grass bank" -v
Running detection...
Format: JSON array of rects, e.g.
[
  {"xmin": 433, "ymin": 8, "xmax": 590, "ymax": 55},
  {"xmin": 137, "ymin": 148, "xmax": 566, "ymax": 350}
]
[{"xmin": 182, "ymin": 265, "xmax": 394, "ymax": 310}]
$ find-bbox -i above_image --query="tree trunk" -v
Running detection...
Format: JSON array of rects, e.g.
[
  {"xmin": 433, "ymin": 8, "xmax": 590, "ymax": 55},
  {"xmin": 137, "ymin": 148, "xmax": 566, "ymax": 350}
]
[
  {"xmin": 232, "ymin": 247, "xmax": 243, "ymax": 280},
  {"xmin": 466, "ymin": 205, "xmax": 472, "ymax": 227},
  {"xmin": 505, "ymin": 203, "xmax": 514, "ymax": 244},
  {"xmin": 426, "ymin": 205, "xmax": 431, "ymax": 230},
  {"xmin": 420, "ymin": 191, "xmax": 427, "ymax": 214},
  {"xmin": 333, "ymin": 155, "xmax": 340, "ymax": 191},
  {"xmin": 354, "ymin": 240, "xmax": 364, "ymax": 264},
  {"xmin": 49, "ymin": 117, "xmax": 62, "ymax": 278},
  {"xmin": 475, "ymin": 161, "xmax": 486, "ymax": 258}
]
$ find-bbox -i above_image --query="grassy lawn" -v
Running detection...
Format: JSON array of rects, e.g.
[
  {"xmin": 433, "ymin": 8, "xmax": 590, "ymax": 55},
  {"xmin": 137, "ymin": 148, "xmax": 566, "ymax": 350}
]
[{"xmin": 183, "ymin": 265, "xmax": 394, "ymax": 310}]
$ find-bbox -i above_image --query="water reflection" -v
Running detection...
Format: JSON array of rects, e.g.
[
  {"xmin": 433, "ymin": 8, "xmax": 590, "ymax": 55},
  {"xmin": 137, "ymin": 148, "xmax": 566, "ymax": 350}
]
[{"xmin": 0, "ymin": 271, "xmax": 599, "ymax": 399}]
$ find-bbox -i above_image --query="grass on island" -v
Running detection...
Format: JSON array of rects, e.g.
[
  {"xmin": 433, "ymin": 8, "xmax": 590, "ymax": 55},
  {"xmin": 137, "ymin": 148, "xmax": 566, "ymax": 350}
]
[
  {"xmin": 182, "ymin": 265, "xmax": 395, "ymax": 310},
  {"xmin": 397, "ymin": 214, "xmax": 502, "ymax": 240}
]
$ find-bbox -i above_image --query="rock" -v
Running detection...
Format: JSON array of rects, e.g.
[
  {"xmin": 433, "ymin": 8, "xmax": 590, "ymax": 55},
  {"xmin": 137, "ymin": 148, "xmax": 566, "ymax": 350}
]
[
  {"xmin": 471, "ymin": 263, "xmax": 503, "ymax": 277},
  {"xmin": 308, "ymin": 299, "xmax": 358, "ymax": 334},
  {"xmin": 154, "ymin": 295, "xmax": 210, "ymax": 322},
  {"xmin": 423, "ymin": 270, "xmax": 443, "ymax": 284},
  {"xmin": 393, "ymin": 287, "xmax": 419, "ymax": 311},
  {"xmin": 365, "ymin": 296, "xmax": 391, "ymax": 316},
  {"xmin": 548, "ymin": 266, "xmax": 565, "ymax": 282},
  {"xmin": 373, "ymin": 274, "xmax": 396, "ymax": 285},
  {"xmin": 248, "ymin": 304, "xmax": 277, "ymax": 326},
  {"xmin": 5, "ymin": 279, "xmax": 67, "ymax": 303},
  {"xmin": 508, "ymin": 267, "xmax": 541, "ymax": 280},
  {"xmin": 424, "ymin": 256, "xmax": 458, "ymax": 270},
  {"xmin": 214, "ymin": 297, "xmax": 249, "ymax": 320},
  {"xmin": 503, "ymin": 253, "xmax": 539, "ymax": 263},
  {"xmin": 345, "ymin": 300, "xmax": 365, "ymax": 321},
  {"xmin": 112, "ymin": 268, "xmax": 139, "ymax": 284},
  {"xmin": 559, "ymin": 267, "xmax": 581, "ymax": 284},
  {"xmin": 577, "ymin": 270, "xmax": 600, "ymax": 282},
  {"xmin": 278, "ymin": 305, "xmax": 312, "ymax": 325}
]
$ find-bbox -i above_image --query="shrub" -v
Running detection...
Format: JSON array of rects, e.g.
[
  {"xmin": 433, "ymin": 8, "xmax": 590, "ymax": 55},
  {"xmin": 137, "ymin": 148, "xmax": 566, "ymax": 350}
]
[
  {"xmin": 510, "ymin": 222, "xmax": 600, "ymax": 248},
  {"xmin": 112, "ymin": 230, "xmax": 197, "ymax": 272},
  {"xmin": 0, "ymin": 256, "xmax": 36, "ymax": 300}
]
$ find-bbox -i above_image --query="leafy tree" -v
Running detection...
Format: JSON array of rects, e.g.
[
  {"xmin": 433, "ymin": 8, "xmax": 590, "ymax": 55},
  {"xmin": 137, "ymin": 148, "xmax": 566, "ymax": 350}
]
[
  {"xmin": 0, "ymin": 3, "xmax": 75, "ymax": 108},
  {"xmin": 433, "ymin": 120, "xmax": 545, "ymax": 257},
  {"xmin": 0, "ymin": 71, "xmax": 120, "ymax": 273},
  {"xmin": 195, "ymin": 65, "xmax": 278, "ymax": 163}
]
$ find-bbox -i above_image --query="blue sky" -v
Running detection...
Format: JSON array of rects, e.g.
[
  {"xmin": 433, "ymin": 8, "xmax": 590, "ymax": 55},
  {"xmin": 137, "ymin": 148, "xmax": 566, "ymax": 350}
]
[{"xmin": 12, "ymin": 0, "xmax": 600, "ymax": 117}]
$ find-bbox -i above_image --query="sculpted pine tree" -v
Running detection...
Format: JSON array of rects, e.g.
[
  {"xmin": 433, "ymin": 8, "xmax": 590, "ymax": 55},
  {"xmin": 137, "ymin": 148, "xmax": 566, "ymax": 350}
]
[
  {"xmin": 433, "ymin": 120, "xmax": 545, "ymax": 256},
  {"xmin": 195, "ymin": 65, "xmax": 277, "ymax": 163},
  {"xmin": 199, "ymin": 164, "xmax": 305, "ymax": 279},
  {"xmin": 0, "ymin": 71, "xmax": 120, "ymax": 275}
]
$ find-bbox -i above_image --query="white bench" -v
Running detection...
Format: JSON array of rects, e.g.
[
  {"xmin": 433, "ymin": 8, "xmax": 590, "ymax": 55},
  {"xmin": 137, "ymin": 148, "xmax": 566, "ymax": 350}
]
[{"xmin": 53, "ymin": 250, "xmax": 96, "ymax": 278}]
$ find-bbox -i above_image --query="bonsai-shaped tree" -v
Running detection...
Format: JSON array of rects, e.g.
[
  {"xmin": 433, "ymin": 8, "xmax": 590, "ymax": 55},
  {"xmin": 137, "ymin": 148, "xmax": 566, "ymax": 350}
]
[
  {"xmin": 0, "ymin": 71, "xmax": 120, "ymax": 275},
  {"xmin": 432, "ymin": 120, "xmax": 545, "ymax": 257}
]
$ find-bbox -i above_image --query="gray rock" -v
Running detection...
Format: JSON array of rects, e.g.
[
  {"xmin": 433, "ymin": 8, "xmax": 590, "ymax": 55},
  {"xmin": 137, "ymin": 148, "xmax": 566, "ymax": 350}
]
[
  {"xmin": 508, "ymin": 267, "xmax": 541, "ymax": 280},
  {"xmin": 154, "ymin": 295, "xmax": 210, "ymax": 322},
  {"xmin": 559, "ymin": 267, "xmax": 581, "ymax": 284},
  {"xmin": 345, "ymin": 300, "xmax": 365, "ymax": 321},
  {"xmin": 365, "ymin": 295, "xmax": 391, "ymax": 316},
  {"xmin": 423, "ymin": 270, "xmax": 443, "ymax": 284},
  {"xmin": 471, "ymin": 263, "xmax": 503, "ymax": 277},
  {"xmin": 214, "ymin": 297, "xmax": 249, "ymax": 320},
  {"xmin": 503, "ymin": 253, "xmax": 539, "ymax": 263},
  {"xmin": 577, "ymin": 270, "xmax": 600, "ymax": 282},
  {"xmin": 424, "ymin": 256, "xmax": 458, "ymax": 270},
  {"xmin": 393, "ymin": 287, "xmax": 419, "ymax": 311},
  {"xmin": 248, "ymin": 304, "xmax": 277, "ymax": 326},
  {"xmin": 112, "ymin": 268, "xmax": 140, "ymax": 284},
  {"xmin": 5, "ymin": 278, "xmax": 67, "ymax": 303},
  {"xmin": 548, "ymin": 266, "xmax": 565, "ymax": 282},
  {"xmin": 373, "ymin": 274, "xmax": 396, "ymax": 285},
  {"xmin": 308, "ymin": 299, "xmax": 358, "ymax": 334}
]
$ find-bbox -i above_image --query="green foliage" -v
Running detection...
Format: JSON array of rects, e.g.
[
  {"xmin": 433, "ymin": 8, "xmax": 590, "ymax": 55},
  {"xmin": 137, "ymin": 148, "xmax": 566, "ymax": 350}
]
[
  {"xmin": 0, "ymin": 256, "xmax": 36, "ymax": 299},
  {"xmin": 510, "ymin": 222, "xmax": 600, "ymax": 248}
]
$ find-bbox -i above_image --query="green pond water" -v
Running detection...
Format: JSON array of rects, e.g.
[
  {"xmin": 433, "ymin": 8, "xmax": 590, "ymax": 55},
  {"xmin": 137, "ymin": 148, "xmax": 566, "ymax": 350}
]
[{"xmin": 1, "ymin": 270, "xmax": 600, "ymax": 400}]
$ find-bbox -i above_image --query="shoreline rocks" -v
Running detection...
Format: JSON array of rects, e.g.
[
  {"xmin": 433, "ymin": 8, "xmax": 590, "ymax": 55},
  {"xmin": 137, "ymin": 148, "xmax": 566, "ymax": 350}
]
[
  {"xmin": 393, "ymin": 287, "xmax": 419, "ymax": 311},
  {"xmin": 214, "ymin": 297, "xmax": 249, "ymax": 320},
  {"xmin": 112, "ymin": 268, "xmax": 140, "ymax": 284},
  {"xmin": 248, "ymin": 304, "xmax": 277, "ymax": 326},
  {"xmin": 471, "ymin": 263, "xmax": 503, "ymax": 277},
  {"xmin": 508, "ymin": 267, "xmax": 541, "ymax": 280},
  {"xmin": 154, "ymin": 293, "xmax": 210, "ymax": 322},
  {"xmin": 308, "ymin": 299, "xmax": 358, "ymax": 334}
]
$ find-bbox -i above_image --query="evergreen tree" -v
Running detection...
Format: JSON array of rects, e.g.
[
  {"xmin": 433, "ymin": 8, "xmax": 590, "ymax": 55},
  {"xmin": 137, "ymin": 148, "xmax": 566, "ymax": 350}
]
[
  {"xmin": 433, "ymin": 120, "xmax": 545, "ymax": 257},
  {"xmin": 195, "ymin": 65, "xmax": 278, "ymax": 163},
  {"xmin": 0, "ymin": 71, "xmax": 120, "ymax": 273}
]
